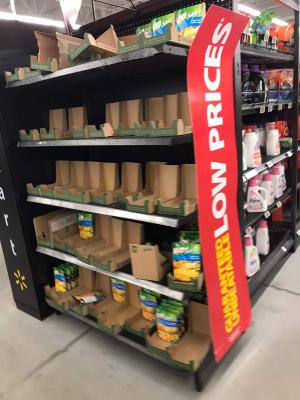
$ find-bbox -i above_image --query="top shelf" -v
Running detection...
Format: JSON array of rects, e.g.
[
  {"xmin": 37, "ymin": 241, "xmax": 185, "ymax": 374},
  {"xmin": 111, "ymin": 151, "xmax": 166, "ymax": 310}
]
[{"xmin": 4, "ymin": 43, "xmax": 294, "ymax": 91}]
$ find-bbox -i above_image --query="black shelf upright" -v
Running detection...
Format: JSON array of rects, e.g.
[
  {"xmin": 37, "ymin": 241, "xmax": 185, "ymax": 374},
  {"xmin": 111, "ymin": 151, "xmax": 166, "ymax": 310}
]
[{"xmin": 0, "ymin": 0, "xmax": 299, "ymax": 393}]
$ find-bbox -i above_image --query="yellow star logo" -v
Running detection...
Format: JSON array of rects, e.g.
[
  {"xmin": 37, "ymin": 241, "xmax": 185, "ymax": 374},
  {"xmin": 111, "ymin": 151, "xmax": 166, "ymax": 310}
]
[{"xmin": 14, "ymin": 269, "xmax": 28, "ymax": 291}]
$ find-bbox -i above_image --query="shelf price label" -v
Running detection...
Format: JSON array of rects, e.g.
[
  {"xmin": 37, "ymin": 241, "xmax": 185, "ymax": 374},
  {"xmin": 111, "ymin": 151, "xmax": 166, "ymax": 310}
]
[
  {"xmin": 266, "ymin": 161, "xmax": 273, "ymax": 168},
  {"xmin": 276, "ymin": 201, "xmax": 282, "ymax": 208},
  {"xmin": 287, "ymin": 151, "xmax": 293, "ymax": 158},
  {"xmin": 281, "ymin": 246, "xmax": 287, "ymax": 253},
  {"xmin": 260, "ymin": 106, "xmax": 266, "ymax": 114},
  {"xmin": 268, "ymin": 105, "xmax": 273, "ymax": 112},
  {"xmin": 278, "ymin": 103, "xmax": 283, "ymax": 111},
  {"xmin": 187, "ymin": 6, "xmax": 251, "ymax": 362},
  {"xmin": 288, "ymin": 103, "xmax": 292, "ymax": 109},
  {"xmin": 264, "ymin": 211, "xmax": 271, "ymax": 218}
]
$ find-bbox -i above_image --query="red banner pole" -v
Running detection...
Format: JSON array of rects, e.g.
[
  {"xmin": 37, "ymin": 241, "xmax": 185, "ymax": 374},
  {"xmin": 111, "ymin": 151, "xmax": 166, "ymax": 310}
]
[{"xmin": 187, "ymin": 5, "xmax": 251, "ymax": 362}]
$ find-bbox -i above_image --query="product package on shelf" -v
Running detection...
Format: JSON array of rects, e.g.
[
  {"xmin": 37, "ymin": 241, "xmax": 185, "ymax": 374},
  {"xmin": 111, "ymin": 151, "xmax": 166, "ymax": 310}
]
[
  {"xmin": 157, "ymin": 164, "xmax": 197, "ymax": 216},
  {"xmin": 168, "ymin": 231, "xmax": 203, "ymax": 292},
  {"xmin": 146, "ymin": 302, "xmax": 210, "ymax": 371},
  {"xmin": 45, "ymin": 268, "xmax": 100, "ymax": 315}
]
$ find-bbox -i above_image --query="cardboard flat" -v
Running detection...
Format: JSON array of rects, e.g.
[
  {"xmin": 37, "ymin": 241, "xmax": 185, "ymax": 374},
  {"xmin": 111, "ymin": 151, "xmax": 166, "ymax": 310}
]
[
  {"xmin": 106, "ymin": 102, "xmax": 120, "ymax": 132},
  {"xmin": 125, "ymin": 314, "xmax": 154, "ymax": 338},
  {"xmin": 118, "ymin": 34, "xmax": 141, "ymax": 54},
  {"xmin": 165, "ymin": 94, "xmax": 178, "ymax": 128},
  {"xmin": 43, "ymin": 160, "xmax": 70, "ymax": 199},
  {"xmin": 19, "ymin": 129, "xmax": 40, "ymax": 142},
  {"xmin": 65, "ymin": 161, "xmax": 91, "ymax": 203},
  {"xmin": 32, "ymin": 31, "xmax": 59, "ymax": 72},
  {"xmin": 49, "ymin": 212, "xmax": 78, "ymax": 252},
  {"xmin": 33, "ymin": 210, "xmax": 62, "ymax": 247},
  {"xmin": 68, "ymin": 107, "xmax": 88, "ymax": 139},
  {"xmin": 48, "ymin": 108, "xmax": 68, "ymax": 140},
  {"xmin": 129, "ymin": 244, "xmax": 170, "ymax": 281},
  {"xmin": 168, "ymin": 273, "xmax": 204, "ymax": 292},
  {"xmin": 179, "ymin": 92, "xmax": 192, "ymax": 132},
  {"xmin": 145, "ymin": 97, "xmax": 165, "ymax": 125}
]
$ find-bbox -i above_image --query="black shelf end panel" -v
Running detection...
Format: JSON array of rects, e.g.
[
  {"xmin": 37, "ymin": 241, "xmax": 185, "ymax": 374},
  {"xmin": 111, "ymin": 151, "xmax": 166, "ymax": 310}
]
[
  {"xmin": 5, "ymin": 45, "xmax": 188, "ymax": 90},
  {"xmin": 241, "ymin": 45, "xmax": 294, "ymax": 63},
  {"xmin": 244, "ymin": 189, "xmax": 292, "ymax": 231},
  {"xmin": 27, "ymin": 196, "xmax": 197, "ymax": 229},
  {"xmin": 248, "ymin": 231, "xmax": 293, "ymax": 297},
  {"xmin": 18, "ymin": 134, "xmax": 193, "ymax": 148}
]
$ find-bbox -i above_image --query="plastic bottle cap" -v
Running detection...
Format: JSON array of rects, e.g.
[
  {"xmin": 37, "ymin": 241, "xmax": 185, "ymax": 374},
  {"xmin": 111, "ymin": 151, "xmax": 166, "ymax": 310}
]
[
  {"xmin": 245, "ymin": 236, "xmax": 253, "ymax": 246},
  {"xmin": 258, "ymin": 220, "xmax": 268, "ymax": 229},
  {"xmin": 249, "ymin": 178, "xmax": 258, "ymax": 186},
  {"xmin": 263, "ymin": 174, "xmax": 272, "ymax": 182},
  {"xmin": 272, "ymin": 167, "xmax": 281, "ymax": 175},
  {"xmin": 251, "ymin": 65, "xmax": 260, "ymax": 72}
]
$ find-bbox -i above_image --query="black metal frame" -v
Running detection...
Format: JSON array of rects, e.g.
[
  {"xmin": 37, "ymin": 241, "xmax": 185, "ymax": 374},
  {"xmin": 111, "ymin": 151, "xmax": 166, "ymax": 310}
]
[{"xmin": 0, "ymin": 0, "xmax": 299, "ymax": 393}]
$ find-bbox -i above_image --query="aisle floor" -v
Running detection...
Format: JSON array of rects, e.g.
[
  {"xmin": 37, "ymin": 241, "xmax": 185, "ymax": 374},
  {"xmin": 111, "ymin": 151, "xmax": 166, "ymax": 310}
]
[{"xmin": 0, "ymin": 244, "xmax": 300, "ymax": 400}]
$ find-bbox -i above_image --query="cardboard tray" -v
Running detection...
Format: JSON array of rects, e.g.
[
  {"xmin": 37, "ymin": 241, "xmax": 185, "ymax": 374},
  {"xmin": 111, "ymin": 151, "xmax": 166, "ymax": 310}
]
[{"xmin": 167, "ymin": 273, "xmax": 204, "ymax": 293}]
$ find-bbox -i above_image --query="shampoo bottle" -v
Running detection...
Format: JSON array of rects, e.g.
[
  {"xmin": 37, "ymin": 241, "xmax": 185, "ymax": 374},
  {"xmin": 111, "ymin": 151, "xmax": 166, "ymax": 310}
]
[
  {"xmin": 247, "ymin": 178, "xmax": 268, "ymax": 213},
  {"xmin": 243, "ymin": 128, "xmax": 262, "ymax": 168},
  {"xmin": 256, "ymin": 220, "xmax": 270, "ymax": 256},
  {"xmin": 245, "ymin": 236, "xmax": 260, "ymax": 277},
  {"xmin": 261, "ymin": 173, "xmax": 275, "ymax": 205}
]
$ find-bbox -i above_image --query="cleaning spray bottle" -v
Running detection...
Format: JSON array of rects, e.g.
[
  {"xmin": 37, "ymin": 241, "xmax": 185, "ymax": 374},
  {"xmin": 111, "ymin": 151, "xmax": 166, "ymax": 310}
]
[
  {"xmin": 256, "ymin": 220, "xmax": 270, "ymax": 256},
  {"xmin": 245, "ymin": 235, "xmax": 260, "ymax": 277},
  {"xmin": 247, "ymin": 178, "xmax": 268, "ymax": 213}
]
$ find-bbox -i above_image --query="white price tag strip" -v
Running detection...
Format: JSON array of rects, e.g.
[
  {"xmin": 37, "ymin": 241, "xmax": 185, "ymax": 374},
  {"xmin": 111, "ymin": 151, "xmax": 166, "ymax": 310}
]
[
  {"xmin": 260, "ymin": 106, "xmax": 266, "ymax": 114},
  {"xmin": 281, "ymin": 246, "xmax": 287, "ymax": 253},
  {"xmin": 244, "ymin": 169, "xmax": 258, "ymax": 181},
  {"xmin": 278, "ymin": 103, "xmax": 283, "ymax": 111},
  {"xmin": 288, "ymin": 103, "xmax": 292, "ymax": 109},
  {"xmin": 297, "ymin": 229, "xmax": 300, "ymax": 237},
  {"xmin": 264, "ymin": 211, "xmax": 271, "ymax": 218},
  {"xmin": 268, "ymin": 105, "xmax": 273, "ymax": 112},
  {"xmin": 287, "ymin": 151, "xmax": 293, "ymax": 157},
  {"xmin": 276, "ymin": 201, "xmax": 282, "ymax": 208},
  {"xmin": 266, "ymin": 161, "xmax": 273, "ymax": 168}
]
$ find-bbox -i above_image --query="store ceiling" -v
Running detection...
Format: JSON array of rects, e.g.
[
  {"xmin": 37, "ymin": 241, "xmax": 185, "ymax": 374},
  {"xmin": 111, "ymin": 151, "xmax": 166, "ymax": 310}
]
[{"xmin": 0, "ymin": 0, "xmax": 294, "ymax": 27}]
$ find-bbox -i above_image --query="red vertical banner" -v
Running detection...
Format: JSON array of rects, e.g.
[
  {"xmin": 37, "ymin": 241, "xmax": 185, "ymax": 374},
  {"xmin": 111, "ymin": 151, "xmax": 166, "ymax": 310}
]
[{"xmin": 187, "ymin": 5, "xmax": 251, "ymax": 361}]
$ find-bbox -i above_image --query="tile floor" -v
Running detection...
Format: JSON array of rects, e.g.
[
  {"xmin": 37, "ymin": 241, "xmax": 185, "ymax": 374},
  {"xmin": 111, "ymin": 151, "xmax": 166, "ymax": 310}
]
[{"xmin": 0, "ymin": 244, "xmax": 299, "ymax": 399}]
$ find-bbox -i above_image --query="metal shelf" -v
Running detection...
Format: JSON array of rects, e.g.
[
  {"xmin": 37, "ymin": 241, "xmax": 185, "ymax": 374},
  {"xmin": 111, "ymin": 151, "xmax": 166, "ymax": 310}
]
[
  {"xmin": 241, "ymin": 45, "xmax": 294, "ymax": 62},
  {"xmin": 248, "ymin": 230, "xmax": 293, "ymax": 296},
  {"xmin": 38, "ymin": 246, "xmax": 184, "ymax": 301},
  {"xmin": 243, "ymin": 151, "xmax": 293, "ymax": 183},
  {"xmin": 5, "ymin": 45, "xmax": 188, "ymax": 90},
  {"xmin": 27, "ymin": 196, "xmax": 196, "ymax": 228},
  {"xmin": 18, "ymin": 134, "xmax": 193, "ymax": 148},
  {"xmin": 242, "ymin": 101, "xmax": 293, "ymax": 115},
  {"xmin": 244, "ymin": 189, "xmax": 292, "ymax": 231}
]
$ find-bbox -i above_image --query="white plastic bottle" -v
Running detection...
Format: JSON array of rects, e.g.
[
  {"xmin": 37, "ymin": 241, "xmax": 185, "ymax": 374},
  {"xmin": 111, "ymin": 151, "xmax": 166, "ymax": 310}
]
[
  {"xmin": 247, "ymin": 178, "xmax": 268, "ymax": 213},
  {"xmin": 271, "ymin": 167, "xmax": 283, "ymax": 198},
  {"xmin": 256, "ymin": 220, "xmax": 270, "ymax": 256},
  {"xmin": 266, "ymin": 123, "xmax": 280, "ymax": 156},
  {"xmin": 275, "ymin": 162, "xmax": 287, "ymax": 192},
  {"xmin": 242, "ymin": 130, "xmax": 248, "ymax": 171},
  {"xmin": 261, "ymin": 173, "xmax": 274, "ymax": 205},
  {"xmin": 256, "ymin": 124, "xmax": 267, "ymax": 147},
  {"xmin": 243, "ymin": 128, "xmax": 262, "ymax": 168},
  {"xmin": 245, "ymin": 236, "xmax": 260, "ymax": 277}
]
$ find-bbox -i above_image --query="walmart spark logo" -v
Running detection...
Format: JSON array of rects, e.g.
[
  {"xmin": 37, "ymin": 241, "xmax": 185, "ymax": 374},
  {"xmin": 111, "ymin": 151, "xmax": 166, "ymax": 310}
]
[{"xmin": 14, "ymin": 269, "xmax": 28, "ymax": 291}]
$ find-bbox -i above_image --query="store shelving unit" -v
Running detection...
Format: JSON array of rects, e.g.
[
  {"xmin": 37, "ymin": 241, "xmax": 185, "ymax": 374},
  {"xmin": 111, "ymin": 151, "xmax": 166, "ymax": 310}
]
[{"xmin": 0, "ymin": 0, "xmax": 299, "ymax": 392}]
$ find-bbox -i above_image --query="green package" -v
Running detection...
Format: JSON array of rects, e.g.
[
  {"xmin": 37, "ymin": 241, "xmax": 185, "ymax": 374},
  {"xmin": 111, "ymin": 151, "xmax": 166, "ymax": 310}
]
[
  {"xmin": 152, "ymin": 13, "xmax": 174, "ymax": 37},
  {"xmin": 175, "ymin": 3, "xmax": 206, "ymax": 39},
  {"xmin": 136, "ymin": 23, "xmax": 152, "ymax": 39}
]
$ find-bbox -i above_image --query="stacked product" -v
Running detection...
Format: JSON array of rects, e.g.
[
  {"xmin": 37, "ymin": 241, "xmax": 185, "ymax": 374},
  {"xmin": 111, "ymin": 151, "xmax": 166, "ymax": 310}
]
[
  {"xmin": 54, "ymin": 263, "xmax": 79, "ymax": 293},
  {"xmin": 112, "ymin": 279, "xmax": 126, "ymax": 303},
  {"xmin": 156, "ymin": 299, "xmax": 186, "ymax": 343},
  {"xmin": 139, "ymin": 289, "xmax": 160, "ymax": 322}
]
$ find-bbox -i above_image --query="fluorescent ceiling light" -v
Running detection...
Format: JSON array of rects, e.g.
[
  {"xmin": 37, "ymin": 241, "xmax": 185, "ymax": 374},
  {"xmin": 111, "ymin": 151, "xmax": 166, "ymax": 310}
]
[
  {"xmin": 0, "ymin": 11, "xmax": 65, "ymax": 28},
  {"xmin": 238, "ymin": 4, "xmax": 289, "ymax": 26}
]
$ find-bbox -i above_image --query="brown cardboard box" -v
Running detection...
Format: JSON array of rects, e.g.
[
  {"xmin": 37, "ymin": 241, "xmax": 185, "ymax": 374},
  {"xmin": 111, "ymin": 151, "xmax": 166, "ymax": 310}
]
[
  {"xmin": 179, "ymin": 92, "xmax": 192, "ymax": 133},
  {"xmin": 33, "ymin": 210, "xmax": 62, "ymax": 247},
  {"xmin": 42, "ymin": 160, "xmax": 70, "ymax": 199},
  {"xmin": 45, "ymin": 268, "xmax": 96, "ymax": 313},
  {"xmin": 48, "ymin": 211, "xmax": 78, "ymax": 252},
  {"xmin": 117, "ymin": 162, "xmax": 143, "ymax": 202},
  {"xmin": 157, "ymin": 164, "xmax": 197, "ymax": 216},
  {"xmin": 92, "ymin": 283, "xmax": 141, "ymax": 335},
  {"xmin": 129, "ymin": 244, "xmax": 170, "ymax": 281},
  {"xmin": 56, "ymin": 33, "xmax": 83, "ymax": 69},
  {"xmin": 68, "ymin": 107, "xmax": 88, "ymax": 139},
  {"xmin": 106, "ymin": 102, "xmax": 120, "ymax": 132},
  {"xmin": 65, "ymin": 161, "xmax": 91, "ymax": 203},
  {"xmin": 20, "ymin": 128, "xmax": 40, "ymax": 141},
  {"xmin": 125, "ymin": 162, "xmax": 164, "ymax": 214},
  {"xmin": 31, "ymin": 31, "xmax": 59, "ymax": 72},
  {"xmin": 147, "ymin": 302, "xmax": 211, "ymax": 371},
  {"xmin": 48, "ymin": 108, "xmax": 68, "ymax": 140},
  {"xmin": 88, "ymin": 162, "xmax": 120, "ymax": 205},
  {"xmin": 92, "ymin": 219, "xmax": 143, "ymax": 272},
  {"xmin": 145, "ymin": 97, "xmax": 164, "ymax": 125}
]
